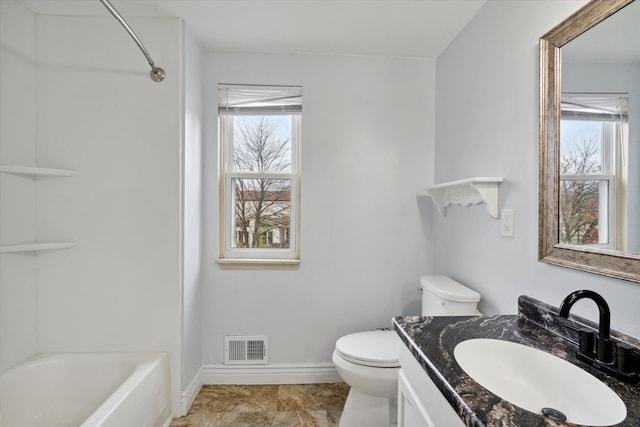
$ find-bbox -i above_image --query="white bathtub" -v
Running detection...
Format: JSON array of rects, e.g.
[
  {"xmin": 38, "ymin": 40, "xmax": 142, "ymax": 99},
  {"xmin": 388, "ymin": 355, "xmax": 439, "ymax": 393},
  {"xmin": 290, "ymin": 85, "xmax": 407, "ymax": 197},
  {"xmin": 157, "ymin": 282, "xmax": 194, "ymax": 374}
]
[{"xmin": 0, "ymin": 352, "xmax": 171, "ymax": 427}]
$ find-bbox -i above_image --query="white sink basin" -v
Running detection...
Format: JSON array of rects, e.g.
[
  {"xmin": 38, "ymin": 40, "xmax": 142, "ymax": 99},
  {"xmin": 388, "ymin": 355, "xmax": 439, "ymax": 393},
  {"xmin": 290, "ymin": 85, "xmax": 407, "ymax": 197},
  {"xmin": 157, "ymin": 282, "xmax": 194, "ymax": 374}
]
[{"xmin": 454, "ymin": 338, "xmax": 626, "ymax": 426}]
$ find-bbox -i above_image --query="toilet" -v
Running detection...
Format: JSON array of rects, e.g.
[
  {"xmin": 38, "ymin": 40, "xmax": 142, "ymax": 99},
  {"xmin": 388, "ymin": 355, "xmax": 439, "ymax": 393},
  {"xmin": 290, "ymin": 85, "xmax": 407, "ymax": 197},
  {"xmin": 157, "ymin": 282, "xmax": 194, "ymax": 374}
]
[{"xmin": 332, "ymin": 275, "xmax": 481, "ymax": 427}]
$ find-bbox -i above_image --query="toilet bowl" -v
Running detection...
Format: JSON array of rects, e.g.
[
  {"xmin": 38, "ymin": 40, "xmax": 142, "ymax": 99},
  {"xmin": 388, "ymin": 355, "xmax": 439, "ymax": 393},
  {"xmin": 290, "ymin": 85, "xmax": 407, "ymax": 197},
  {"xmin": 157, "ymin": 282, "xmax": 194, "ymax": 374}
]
[
  {"xmin": 333, "ymin": 275, "xmax": 481, "ymax": 427},
  {"xmin": 332, "ymin": 330, "xmax": 400, "ymax": 427}
]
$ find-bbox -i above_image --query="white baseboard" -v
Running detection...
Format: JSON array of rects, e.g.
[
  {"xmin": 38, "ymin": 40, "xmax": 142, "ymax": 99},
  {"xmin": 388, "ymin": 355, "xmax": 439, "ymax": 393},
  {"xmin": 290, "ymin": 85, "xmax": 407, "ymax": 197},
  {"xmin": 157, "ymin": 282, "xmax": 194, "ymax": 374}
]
[
  {"xmin": 202, "ymin": 362, "xmax": 341, "ymax": 385},
  {"xmin": 181, "ymin": 365, "xmax": 203, "ymax": 416}
]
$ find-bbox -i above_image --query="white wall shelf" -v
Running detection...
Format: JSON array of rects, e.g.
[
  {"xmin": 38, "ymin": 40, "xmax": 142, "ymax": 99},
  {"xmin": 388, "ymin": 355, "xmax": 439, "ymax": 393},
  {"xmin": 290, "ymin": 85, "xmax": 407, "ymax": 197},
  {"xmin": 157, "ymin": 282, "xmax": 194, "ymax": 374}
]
[
  {"xmin": 1, "ymin": 165, "xmax": 76, "ymax": 253},
  {"xmin": 424, "ymin": 177, "xmax": 504, "ymax": 219},
  {"xmin": 0, "ymin": 164, "xmax": 76, "ymax": 177},
  {"xmin": 0, "ymin": 241, "xmax": 77, "ymax": 253}
]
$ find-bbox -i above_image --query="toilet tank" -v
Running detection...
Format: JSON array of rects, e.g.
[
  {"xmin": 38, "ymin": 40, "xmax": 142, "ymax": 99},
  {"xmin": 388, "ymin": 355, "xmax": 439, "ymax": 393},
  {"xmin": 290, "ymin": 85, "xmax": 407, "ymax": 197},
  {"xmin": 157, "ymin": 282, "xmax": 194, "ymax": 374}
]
[{"xmin": 420, "ymin": 275, "xmax": 481, "ymax": 316}]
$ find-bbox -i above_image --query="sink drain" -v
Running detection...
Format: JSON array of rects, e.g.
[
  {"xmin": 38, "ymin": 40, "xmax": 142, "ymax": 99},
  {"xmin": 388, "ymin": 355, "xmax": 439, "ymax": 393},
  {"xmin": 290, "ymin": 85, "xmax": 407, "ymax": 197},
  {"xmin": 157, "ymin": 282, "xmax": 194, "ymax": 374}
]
[{"xmin": 541, "ymin": 407, "xmax": 567, "ymax": 422}]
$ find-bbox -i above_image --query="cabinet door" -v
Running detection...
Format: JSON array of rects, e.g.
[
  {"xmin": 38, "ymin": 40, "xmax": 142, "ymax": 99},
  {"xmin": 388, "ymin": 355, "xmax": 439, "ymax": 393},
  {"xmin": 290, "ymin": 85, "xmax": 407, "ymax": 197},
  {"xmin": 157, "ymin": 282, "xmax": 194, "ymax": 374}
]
[
  {"xmin": 398, "ymin": 344, "xmax": 466, "ymax": 427},
  {"xmin": 398, "ymin": 369, "xmax": 433, "ymax": 427}
]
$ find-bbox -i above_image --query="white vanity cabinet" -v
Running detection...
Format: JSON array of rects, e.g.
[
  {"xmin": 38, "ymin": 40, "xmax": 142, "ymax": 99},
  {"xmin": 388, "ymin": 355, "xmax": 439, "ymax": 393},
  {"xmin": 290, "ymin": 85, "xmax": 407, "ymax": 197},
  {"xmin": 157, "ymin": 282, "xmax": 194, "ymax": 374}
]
[
  {"xmin": 398, "ymin": 369, "xmax": 432, "ymax": 427},
  {"xmin": 397, "ymin": 344, "xmax": 465, "ymax": 427}
]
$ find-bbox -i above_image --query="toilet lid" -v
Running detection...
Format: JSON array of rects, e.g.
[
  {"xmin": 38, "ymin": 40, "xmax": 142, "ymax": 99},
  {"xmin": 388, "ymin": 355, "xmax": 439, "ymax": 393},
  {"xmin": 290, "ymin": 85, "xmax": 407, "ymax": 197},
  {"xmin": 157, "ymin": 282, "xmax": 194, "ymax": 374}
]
[{"xmin": 335, "ymin": 330, "xmax": 400, "ymax": 368}]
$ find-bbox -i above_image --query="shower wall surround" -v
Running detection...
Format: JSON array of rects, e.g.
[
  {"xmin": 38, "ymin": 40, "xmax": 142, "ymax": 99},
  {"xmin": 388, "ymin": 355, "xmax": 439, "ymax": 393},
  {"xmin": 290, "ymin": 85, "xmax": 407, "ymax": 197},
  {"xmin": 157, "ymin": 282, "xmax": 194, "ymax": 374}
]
[
  {"xmin": 0, "ymin": 0, "xmax": 189, "ymax": 416},
  {"xmin": 0, "ymin": 0, "xmax": 39, "ymax": 372}
]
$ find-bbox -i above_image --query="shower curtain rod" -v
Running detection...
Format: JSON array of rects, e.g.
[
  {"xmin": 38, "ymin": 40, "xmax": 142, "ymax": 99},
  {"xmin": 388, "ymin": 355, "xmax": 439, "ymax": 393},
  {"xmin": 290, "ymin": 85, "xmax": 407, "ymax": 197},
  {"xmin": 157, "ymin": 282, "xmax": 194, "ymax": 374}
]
[{"xmin": 99, "ymin": 0, "xmax": 165, "ymax": 82}]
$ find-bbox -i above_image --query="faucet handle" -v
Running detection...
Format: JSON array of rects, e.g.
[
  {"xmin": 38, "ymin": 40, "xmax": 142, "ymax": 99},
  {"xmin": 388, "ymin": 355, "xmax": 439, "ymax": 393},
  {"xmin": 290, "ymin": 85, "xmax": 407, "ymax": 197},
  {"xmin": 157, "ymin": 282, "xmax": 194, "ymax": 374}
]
[
  {"xmin": 616, "ymin": 342, "xmax": 638, "ymax": 374},
  {"xmin": 578, "ymin": 329, "xmax": 595, "ymax": 355}
]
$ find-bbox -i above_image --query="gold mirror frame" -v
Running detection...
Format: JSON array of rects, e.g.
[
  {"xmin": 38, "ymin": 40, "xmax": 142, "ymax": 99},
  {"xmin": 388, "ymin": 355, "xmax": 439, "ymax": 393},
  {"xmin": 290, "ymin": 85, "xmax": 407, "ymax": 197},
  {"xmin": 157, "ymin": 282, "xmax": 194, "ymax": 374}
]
[{"xmin": 539, "ymin": 0, "xmax": 640, "ymax": 283}]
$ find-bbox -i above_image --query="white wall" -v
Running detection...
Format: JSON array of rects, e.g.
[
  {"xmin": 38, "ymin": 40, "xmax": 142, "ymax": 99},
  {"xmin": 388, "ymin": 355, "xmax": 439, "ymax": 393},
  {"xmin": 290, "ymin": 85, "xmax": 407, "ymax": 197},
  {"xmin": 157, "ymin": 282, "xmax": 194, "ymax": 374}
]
[
  {"xmin": 434, "ymin": 0, "xmax": 640, "ymax": 337},
  {"xmin": 0, "ymin": 0, "xmax": 38, "ymax": 371},
  {"xmin": 0, "ymin": 4, "xmax": 186, "ymax": 415},
  {"xmin": 202, "ymin": 53, "xmax": 435, "ymax": 366}
]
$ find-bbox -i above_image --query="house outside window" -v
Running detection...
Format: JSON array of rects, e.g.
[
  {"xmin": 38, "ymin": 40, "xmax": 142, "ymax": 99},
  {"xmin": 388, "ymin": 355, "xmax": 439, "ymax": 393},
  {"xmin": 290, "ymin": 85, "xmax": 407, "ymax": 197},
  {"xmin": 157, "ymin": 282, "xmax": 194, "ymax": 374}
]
[
  {"xmin": 218, "ymin": 84, "xmax": 302, "ymax": 265},
  {"xmin": 560, "ymin": 94, "xmax": 628, "ymax": 250}
]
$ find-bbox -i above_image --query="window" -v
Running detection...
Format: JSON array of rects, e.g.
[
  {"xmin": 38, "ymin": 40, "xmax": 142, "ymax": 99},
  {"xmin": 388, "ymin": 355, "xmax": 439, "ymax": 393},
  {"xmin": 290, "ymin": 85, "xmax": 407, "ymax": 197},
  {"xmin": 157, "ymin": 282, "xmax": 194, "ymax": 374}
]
[
  {"xmin": 560, "ymin": 94, "xmax": 628, "ymax": 249},
  {"xmin": 218, "ymin": 84, "xmax": 302, "ymax": 265}
]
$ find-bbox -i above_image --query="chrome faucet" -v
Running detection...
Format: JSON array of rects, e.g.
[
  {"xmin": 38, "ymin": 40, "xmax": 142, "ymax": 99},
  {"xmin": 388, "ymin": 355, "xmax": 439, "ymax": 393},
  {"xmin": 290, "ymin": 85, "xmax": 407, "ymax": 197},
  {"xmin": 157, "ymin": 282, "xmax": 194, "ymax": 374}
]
[
  {"xmin": 559, "ymin": 289, "xmax": 612, "ymax": 363},
  {"xmin": 559, "ymin": 290, "xmax": 638, "ymax": 383}
]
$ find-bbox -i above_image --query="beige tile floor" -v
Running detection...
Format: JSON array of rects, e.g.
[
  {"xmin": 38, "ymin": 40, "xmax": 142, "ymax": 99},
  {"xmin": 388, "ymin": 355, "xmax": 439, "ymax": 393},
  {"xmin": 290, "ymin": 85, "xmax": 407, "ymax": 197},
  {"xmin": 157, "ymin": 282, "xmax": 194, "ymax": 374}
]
[{"xmin": 170, "ymin": 383, "xmax": 350, "ymax": 427}]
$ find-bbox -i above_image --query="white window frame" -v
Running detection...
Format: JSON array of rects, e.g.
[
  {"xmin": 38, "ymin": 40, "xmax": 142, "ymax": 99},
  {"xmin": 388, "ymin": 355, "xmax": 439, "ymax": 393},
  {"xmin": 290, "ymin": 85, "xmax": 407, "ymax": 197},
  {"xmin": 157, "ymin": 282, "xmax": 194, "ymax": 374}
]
[
  {"xmin": 560, "ymin": 94, "xmax": 628, "ymax": 250},
  {"xmin": 217, "ymin": 85, "xmax": 302, "ymax": 267}
]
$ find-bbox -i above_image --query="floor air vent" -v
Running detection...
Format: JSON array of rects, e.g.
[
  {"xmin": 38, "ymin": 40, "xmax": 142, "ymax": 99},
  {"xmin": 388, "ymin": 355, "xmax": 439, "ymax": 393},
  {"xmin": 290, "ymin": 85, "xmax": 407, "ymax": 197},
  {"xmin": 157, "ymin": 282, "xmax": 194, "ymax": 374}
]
[{"xmin": 224, "ymin": 335, "xmax": 268, "ymax": 364}]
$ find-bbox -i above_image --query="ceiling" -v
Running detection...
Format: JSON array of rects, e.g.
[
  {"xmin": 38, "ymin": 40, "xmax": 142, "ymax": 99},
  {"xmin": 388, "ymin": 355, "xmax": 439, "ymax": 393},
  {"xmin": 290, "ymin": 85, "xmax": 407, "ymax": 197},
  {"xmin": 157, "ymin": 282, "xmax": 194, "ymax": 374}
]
[{"xmin": 18, "ymin": 0, "xmax": 486, "ymax": 58}]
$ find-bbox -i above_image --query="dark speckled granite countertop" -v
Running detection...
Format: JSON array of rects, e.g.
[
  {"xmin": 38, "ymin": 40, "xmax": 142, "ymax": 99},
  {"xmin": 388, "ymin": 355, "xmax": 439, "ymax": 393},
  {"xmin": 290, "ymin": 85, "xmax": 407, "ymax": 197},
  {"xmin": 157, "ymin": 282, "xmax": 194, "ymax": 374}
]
[{"xmin": 393, "ymin": 296, "xmax": 640, "ymax": 427}]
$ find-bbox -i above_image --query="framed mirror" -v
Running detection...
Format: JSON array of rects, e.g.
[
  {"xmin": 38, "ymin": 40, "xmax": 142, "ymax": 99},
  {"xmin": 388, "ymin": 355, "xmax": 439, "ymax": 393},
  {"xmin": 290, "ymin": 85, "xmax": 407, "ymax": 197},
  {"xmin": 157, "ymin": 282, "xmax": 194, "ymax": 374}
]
[{"xmin": 539, "ymin": 0, "xmax": 640, "ymax": 282}]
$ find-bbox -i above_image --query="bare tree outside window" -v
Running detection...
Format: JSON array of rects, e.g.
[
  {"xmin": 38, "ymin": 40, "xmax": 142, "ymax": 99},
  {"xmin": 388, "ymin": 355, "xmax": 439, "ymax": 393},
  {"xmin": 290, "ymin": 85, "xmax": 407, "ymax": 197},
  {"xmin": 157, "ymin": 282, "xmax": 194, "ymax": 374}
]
[{"xmin": 232, "ymin": 117, "xmax": 292, "ymax": 249}]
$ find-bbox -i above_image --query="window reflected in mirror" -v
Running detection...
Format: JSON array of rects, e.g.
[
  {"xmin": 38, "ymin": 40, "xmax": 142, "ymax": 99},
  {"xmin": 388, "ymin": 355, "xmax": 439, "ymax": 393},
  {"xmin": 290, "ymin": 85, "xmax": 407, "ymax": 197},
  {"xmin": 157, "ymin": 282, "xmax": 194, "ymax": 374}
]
[{"xmin": 560, "ymin": 94, "xmax": 629, "ymax": 251}]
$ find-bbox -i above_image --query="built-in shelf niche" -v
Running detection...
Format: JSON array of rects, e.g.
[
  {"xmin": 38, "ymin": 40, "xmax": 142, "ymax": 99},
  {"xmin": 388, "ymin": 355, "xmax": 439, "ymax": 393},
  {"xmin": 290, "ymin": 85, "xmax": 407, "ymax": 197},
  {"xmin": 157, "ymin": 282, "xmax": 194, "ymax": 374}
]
[
  {"xmin": 424, "ymin": 177, "xmax": 504, "ymax": 219},
  {"xmin": 0, "ymin": 164, "xmax": 77, "ymax": 253}
]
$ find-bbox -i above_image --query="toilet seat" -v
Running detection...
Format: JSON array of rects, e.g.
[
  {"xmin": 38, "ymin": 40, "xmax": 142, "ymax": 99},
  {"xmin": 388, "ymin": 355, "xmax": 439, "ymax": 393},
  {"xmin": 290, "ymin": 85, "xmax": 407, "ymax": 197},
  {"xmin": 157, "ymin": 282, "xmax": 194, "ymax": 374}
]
[{"xmin": 335, "ymin": 330, "xmax": 400, "ymax": 368}]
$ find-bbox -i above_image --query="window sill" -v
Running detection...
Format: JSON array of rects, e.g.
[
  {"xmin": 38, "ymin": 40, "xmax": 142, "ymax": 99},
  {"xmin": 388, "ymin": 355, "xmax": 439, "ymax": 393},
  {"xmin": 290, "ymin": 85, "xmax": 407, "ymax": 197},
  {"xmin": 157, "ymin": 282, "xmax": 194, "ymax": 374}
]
[{"xmin": 216, "ymin": 258, "xmax": 300, "ymax": 270}]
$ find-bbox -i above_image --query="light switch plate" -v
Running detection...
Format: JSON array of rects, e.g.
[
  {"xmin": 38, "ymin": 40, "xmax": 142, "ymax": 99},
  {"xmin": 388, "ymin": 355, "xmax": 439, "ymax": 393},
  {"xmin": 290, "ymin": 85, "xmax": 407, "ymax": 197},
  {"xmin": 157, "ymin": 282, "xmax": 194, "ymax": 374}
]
[{"xmin": 501, "ymin": 209, "xmax": 515, "ymax": 237}]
